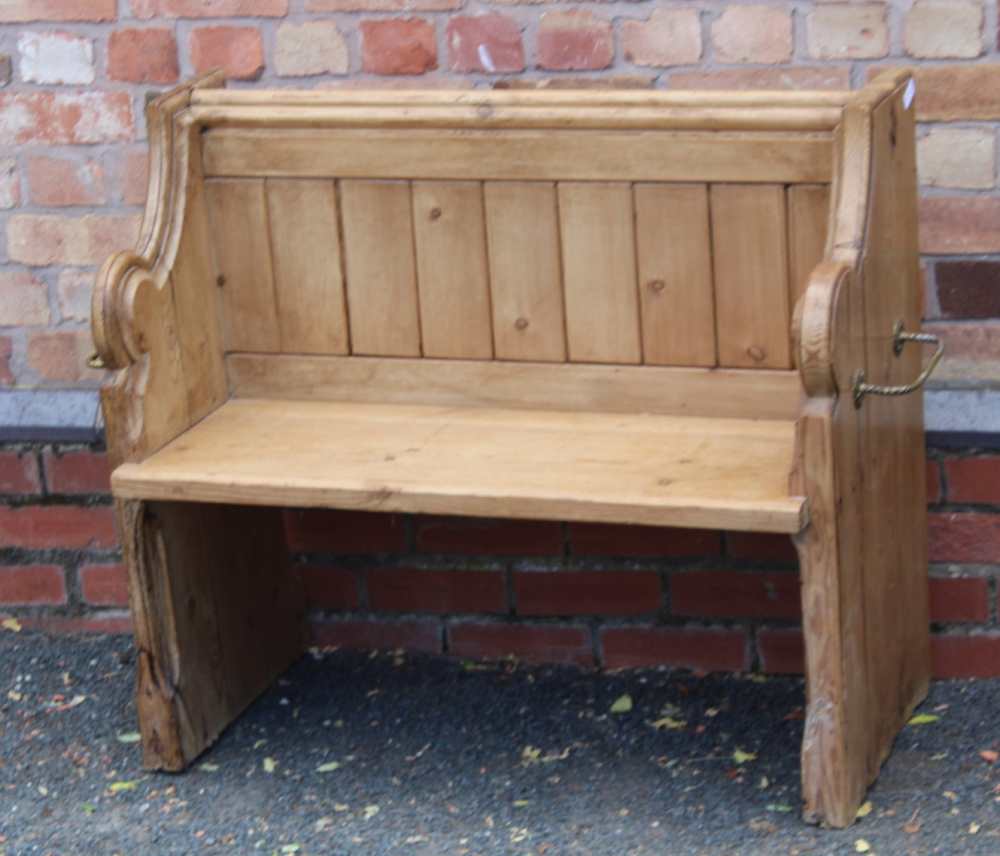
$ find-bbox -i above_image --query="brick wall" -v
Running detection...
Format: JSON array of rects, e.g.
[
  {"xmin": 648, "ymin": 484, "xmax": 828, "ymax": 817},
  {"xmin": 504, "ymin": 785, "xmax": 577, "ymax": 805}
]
[{"xmin": 2, "ymin": 441, "xmax": 1000, "ymax": 678}]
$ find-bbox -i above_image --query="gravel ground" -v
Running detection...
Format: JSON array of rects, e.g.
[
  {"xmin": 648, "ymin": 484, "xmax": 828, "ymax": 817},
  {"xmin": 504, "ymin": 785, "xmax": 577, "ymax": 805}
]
[{"xmin": 1, "ymin": 631, "xmax": 998, "ymax": 856}]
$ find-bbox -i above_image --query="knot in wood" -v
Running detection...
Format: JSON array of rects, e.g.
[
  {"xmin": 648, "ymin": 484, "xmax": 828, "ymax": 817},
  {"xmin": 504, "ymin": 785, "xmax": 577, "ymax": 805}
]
[
  {"xmin": 647, "ymin": 279, "xmax": 666, "ymax": 295},
  {"xmin": 747, "ymin": 345, "xmax": 766, "ymax": 362},
  {"xmin": 514, "ymin": 317, "xmax": 530, "ymax": 331},
  {"xmin": 429, "ymin": 207, "xmax": 442, "ymax": 221}
]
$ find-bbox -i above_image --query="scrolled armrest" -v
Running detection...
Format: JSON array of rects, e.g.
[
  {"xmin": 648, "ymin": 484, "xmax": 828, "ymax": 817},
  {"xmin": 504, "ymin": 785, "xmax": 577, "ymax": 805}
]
[{"xmin": 795, "ymin": 260, "xmax": 854, "ymax": 400}]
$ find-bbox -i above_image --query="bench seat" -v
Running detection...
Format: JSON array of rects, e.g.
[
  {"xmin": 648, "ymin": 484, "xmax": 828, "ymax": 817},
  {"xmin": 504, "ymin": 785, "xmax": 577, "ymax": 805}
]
[{"xmin": 111, "ymin": 398, "xmax": 806, "ymax": 534}]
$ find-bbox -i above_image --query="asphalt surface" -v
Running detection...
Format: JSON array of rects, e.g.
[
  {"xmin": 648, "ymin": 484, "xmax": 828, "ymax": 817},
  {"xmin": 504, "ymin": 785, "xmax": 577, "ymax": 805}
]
[{"xmin": 1, "ymin": 630, "xmax": 997, "ymax": 855}]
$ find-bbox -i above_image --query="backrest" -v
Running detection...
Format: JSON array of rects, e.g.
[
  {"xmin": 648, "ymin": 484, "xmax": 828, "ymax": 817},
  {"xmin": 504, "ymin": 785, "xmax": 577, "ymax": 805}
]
[{"xmin": 192, "ymin": 90, "xmax": 842, "ymax": 374}]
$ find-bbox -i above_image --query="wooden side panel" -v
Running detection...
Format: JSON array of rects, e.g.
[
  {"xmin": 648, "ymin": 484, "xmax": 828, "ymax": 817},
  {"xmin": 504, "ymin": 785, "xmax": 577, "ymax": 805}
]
[
  {"xmin": 204, "ymin": 179, "xmax": 280, "ymax": 353},
  {"xmin": 484, "ymin": 182, "xmax": 566, "ymax": 362},
  {"xmin": 634, "ymin": 184, "xmax": 716, "ymax": 366},
  {"xmin": 411, "ymin": 181, "xmax": 493, "ymax": 359},
  {"xmin": 265, "ymin": 179, "xmax": 349, "ymax": 355},
  {"xmin": 558, "ymin": 182, "xmax": 641, "ymax": 364},
  {"xmin": 339, "ymin": 180, "xmax": 421, "ymax": 357},
  {"xmin": 788, "ymin": 184, "xmax": 831, "ymax": 310},
  {"xmin": 710, "ymin": 184, "xmax": 792, "ymax": 369}
]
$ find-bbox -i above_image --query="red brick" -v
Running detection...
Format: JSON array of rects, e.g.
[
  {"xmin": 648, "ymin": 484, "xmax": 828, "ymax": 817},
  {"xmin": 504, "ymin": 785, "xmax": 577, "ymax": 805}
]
[
  {"xmin": 928, "ymin": 513, "xmax": 1000, "ymax": 563},
  {"xmin": 943, "ymin": 456, "xmax": 1000, "ymax": 504},
  {"xmin": 308, "ymin": 0, "xmax": 458, "ymax": 9},
  {"xmin": 369, "ymin": 568, "xmax": 506, "ymax": 614},
  {"xmin": 42, "ymin": 450, "xmax": 111, "ymax": 495},
  {"xmin": 416, "ymin": 516, "xmax": 562, "ymax": 556},
  {"xmin": 513, "ymin": 570, "xmax": 660, "ymax": 616},
  {"xmin": 447, "ymin": 14, "xmax": 524, "ymax": 74},
  {"xmin": 0, "ymin": 337, "xmax": 13, "ymax": 386},
  {"xmin": 929, "ymin": 577, "xmax": 990, "ymax": 623},
  {"xmin": 25, "ymin": 331, "xmax": 89, "ymax": 383},
  {"xmin": 310, "ymin": 617, "xmax": 441, "ymax": 653},
  {"xmin": 79, "ymin": 563, "xmax": 128, "ymax": 607},
  {"xmin": 927, "ymin": 459, "xmax": 942, "ymax": 504},
  {"xmin": 726, "ymin": 532, "xmax": 798, "ymax": 563},
  {"xmin": 537, "ymin": 10, "xmax": 612, "ymax": 72},
  {"xmin": 122, "ymin": 150, "xmax": 149, "ymax": 206},
  {"xmin": 0, "ymin": 92, "xmax": 133, "ymax": 145},
  {"xmin": 8, "ymin": 214, "xmax": 141, "ymax": 266},
  {"xmin": 602, "ymin": 626, "xmax": 748, "ymax": 672},
  {"xmin": 671, "ymin": 571, "xmax": 801, "ymax": 619},
  {"xmin": 0, "ymin": 565, "xmax": 66, "ymax": 605},
  {"xmin": 936, "ymin": 261, "xmax": 1000, "ymax": 319},
  {"xmin": 931, "ymin": 634, "xmax": 1000, "ymax": 678},
  {"xmin": 26, "ymin": 156, "xmax": 106, "ymax": 207},
  {"xmin": 568, "ymin": 523, "xmax": 720, "ymax": 558},
  {"xmin": 18, "ymin": 613, "xmax": 132, "ymax": 635},
  {"xmin": 108, "ymin": 28, "xmax": 179, "ymax": 84},
  {"xmin": 190, "ymin": 26, "xmax": 264, "ymax": 81},
  {"xmin": 449, "ymin": 621, "xmax": 593, "ymax": 666},
  {"xmin": 920, "ymin": 197, "xmax": 1000, "ymax": 254},
  {"xmin": 132, "ymin": 0, "xmax": 287, "ymax": 15},
  {"xmin": 757, "ymin": 628, "xmax": 804, "ymax": 674},
  {"xmin": 0, "ymin": 506, "xmax": 116, "ymax": 549},
  {"xmin": 0, "ymin": 451, "xmax": 41, "ymax": 495},
  {"xmin": 301, "ymin": 565, "xmax": 359, "ymax": 610},
  {"xmin": 361, "ymin": 18, "xmax": 437, "ymax": 75},
  {"xmin": 0, "ymin": 1, "xmax": 116, "ymax": 21},
  {"xmin": 284, "ymin": 509, "xmax": 407, "ymax": 553}
]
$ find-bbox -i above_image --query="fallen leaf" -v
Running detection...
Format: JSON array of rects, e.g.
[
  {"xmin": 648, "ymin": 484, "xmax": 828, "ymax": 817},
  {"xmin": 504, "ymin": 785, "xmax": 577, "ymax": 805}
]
[
  {"xmin": 969, "ymin": 822, "xmax": 981, "ymax": 835},
  {"xmin": 856, "ymin": 801, "xmax": 873, "ymax": 819},
  {"xmin": 748, "ymin": 818, "xmax": 777, "ymax": 834},
  {"xmin": 521, "ymin": 746, "xmax": 541, "ymax": 764},
  {"xmin": 199, "ymin": 763, "xmax": 219, "ymax": 772},
  {"xmin": 108, "ymin": 780, "xmax": 139, "ymax": 794},
  {"xmin": 7, "ymin": 690, "xmax": 22, "ymax": 702},
  {"xmin": 705, "ymin": 707, "xmax": 720, "ymax": 718},
  {"xmin": 979, "ymin": 750, "xmax": 998, "ymax": 764},
  {"xmin": 334, "ymin": 803, "xmax": 349, "ymax": 812},
  {"xmin": 902, "ymin": 809, "xmax": 921, "ymax": 834},
  {"xmin": 280, "ymin": 846, "xmax": 301, "ymax": 854},
  {"xmin": 610, "ymin": 694, "xmax": 633, "ymax": 714},
  {"xmin": 748, "ymin": 674, "xmax": 767, "ymax": 684},
  {"xmin": 81, "ymin": 802, "xmax": 96, "ymax": 815},
  {"xmin": 362, "ymin": 805, "xmax": 380, "ymax": 820},
  {"xmin": 116, "ymin": 732, "xmax": 141, "ymax": 744},
  {"xmin": 513, "ymin": 799, "xmax": 530, "ymax": 808},
  {"xmin": 732, "ymin": 748, "xmax": 757, "ymax": 765},
  {"xmin": 315, "ymin": 816, "xmax": 333, "ymax": 831},
  {"xmin": 650, "ymin": 716, "xmax": 686, "ymax": 731},
  {"xmin": 316, "ymin": 761, "xmax": 341, "ymax": 773},
  {"xmin": 766, "ymin": 803, "xmax": 794, "ymax": 813},
  {"xmin": 908, "ymin": 713, "xmax": 939, "ymax": 725},
  {"xmin": 855, "ymin": 839, "xmax": 871, "ymax": 853},
  {"xmin": 943, "ymin": 790, "xmax": 958, "ymax": 802},
  {"xmin": 263, "ymin": 757, "xmax": 277, "ymax": 774},
  {"xmin": 1, "ymin": 618, "xmax": 22, "ymax": 633}
]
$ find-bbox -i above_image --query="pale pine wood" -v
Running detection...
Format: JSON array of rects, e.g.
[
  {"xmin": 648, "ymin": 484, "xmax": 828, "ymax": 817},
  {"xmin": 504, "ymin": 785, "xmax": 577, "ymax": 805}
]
[
  {"xmin": 412, "ymin": 181, "xmax": 493, "ymax": 359},
  {"xmin": 339, "ymin": 180, "xmax": 421, "ymax": 357},
  {"xmin": 711, "ymin": 184, "xmax": 792, "ymax": 369},
  {"xmin": 483, "ymin": 182, "xmax": 566, "ymax": 362},
  {"xmin": 113, "ymin": 399, "xmax": 806, "ymax": 534},
  {"xmin": 204, "ymin": 179, "xmax": 280, "ymax": 353},
  {"xmin": 226, "ymin": 355, "xmax": 803, "ymax": 421},
  {"xmin": 788, "ymin": 184, "xmax": 831, "ymax": 311},
  {"xmin": 558, "ymin": 182, "xmax": 641, "ymax": 364},
  {"xmin": 634, "ymin": 184, "xmax": 716, "ymax": 367},
  {"xmin": 202, "ymin": 128, "xmax": 833, "ymax": 185},
  {"xmin": 265, "ymin": 179, "xmax": 349, "ymax": 355}
]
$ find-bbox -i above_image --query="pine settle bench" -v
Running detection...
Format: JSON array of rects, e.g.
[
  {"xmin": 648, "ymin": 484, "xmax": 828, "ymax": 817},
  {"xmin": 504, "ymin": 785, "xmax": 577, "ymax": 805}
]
[{"xmin": 91, "ymin": 71, "xmax": 938, "ymax": 828}]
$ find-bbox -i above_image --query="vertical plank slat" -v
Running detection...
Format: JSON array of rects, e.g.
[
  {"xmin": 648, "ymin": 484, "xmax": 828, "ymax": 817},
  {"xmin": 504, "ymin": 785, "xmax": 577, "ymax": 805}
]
[
  {"xmin": 634, "ymin": 183, "xmax": 716, "ymax": 367},
  {"xmin": 265, "ymin": 179, "xmax": 349, "ymax": 355},
  {"xmin": 558, "ymin": 182, "xmax": 641, "ymax": 364},
  {"xmin": 412, "ymin": 181, "xmax": 493, "ymax": 359},
  {"xmin": 484, "ymin": 182, "xmax": 566, "ymax": 362},
  {"xmin": 339, "ymin": 180, "xmax": 421, "ymax": 357},
  {"xmin": 204, "ymin": 178, "xmax": 280, "ymax": 353},
  {"xmin": 710, "ymin": 184, "xmax": 791, "ymax": 369},
  {"xmin": 788, "ymin": 184, "xmax": 831, "ymax": 311}
]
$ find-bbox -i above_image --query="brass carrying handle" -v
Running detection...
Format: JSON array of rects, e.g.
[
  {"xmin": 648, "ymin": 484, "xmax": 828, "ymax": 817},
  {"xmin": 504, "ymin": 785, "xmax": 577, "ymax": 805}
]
[
  {"xmin": 852, "ymin": 321, "xmax": 943, "ymax": 408},
  {"xmin": 87, "ymin": 352, "xmax": 106, "ymax": 370}
]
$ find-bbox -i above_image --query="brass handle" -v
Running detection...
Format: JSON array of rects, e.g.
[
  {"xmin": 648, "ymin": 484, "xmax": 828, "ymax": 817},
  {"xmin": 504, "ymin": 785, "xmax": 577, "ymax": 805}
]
[
  {"xmin": 852, "ymin": 321, "xmax": 943, "ymax": 408},
  {"xmin": 87, "ymin": 352, "xmax": 106, "ymax": 370}
]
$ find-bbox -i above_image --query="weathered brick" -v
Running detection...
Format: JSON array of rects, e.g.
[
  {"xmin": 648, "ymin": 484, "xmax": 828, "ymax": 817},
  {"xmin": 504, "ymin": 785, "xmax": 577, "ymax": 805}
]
[
  {"xmin": 25, "ymin": 331, "xmax": 92, "ymax": 382},
  {"xmin": 0, "ymin": 1, "xmax": 115, "ymax": 22},
  {"xmin": 0, "ymin": 451, "xmax": 41, "ymax": 495},
  {"xmin": 42, "ymin": 449, "xmax": 111, "ymax": 494},
  {"xmin": 190, "ymin": 26, "xmax": 264, "ymax": 81},
  {"xmin": 568, "ymin": 523, "xmax": 720, "ymax": 558},
  {"xmin": 7, "ymin": 214, "xmax": 140, "ymax": 266},
  {"xmin": 108, "ymin": 28, "xmax": 179, "ymax": 84},
  {"xmin": 308, "ymin": 0, "xmax": 458, "ymax": 9},
  {"xmin": 131, "ymin": 0, "xmax": 287, "ymax": 16},
  {"xmin": 370, "ymin": 568, "xmax": 506, "ymax": 614},
  {"xmin": 79, "ymin": 563, "xmax": 128, "ymax": 607},
  {"xmin": 301, "ymin": 565, "xmax": 360, "ymax": 610},
  {"xmin": 602, "ymin": 626, "xmax": 748, "ymax": 672},
  {"xmin": 711, "ymin": 5, "xmax": 792, "ymax": 64},
  {"xmin": 122, "ymin": 150, "xmax": 149, "ymax": 206},
  {"xmin": 514, "ymin": 570, "xmax": 660, "ymax": 616},
  {"xmin": 935, "ymin": 262, "xmax": 1000, "ymax": 320},
  {"xmin": 868, "ymin": 65, "xmax": 1000, "ymax": 121},
  {"xmin": 669, "ymin": 67, "xmax": 851, "ymax": 91},
  {"xmin": 537, "ymin": 10, "xmax": 613, "ymax": 72},
  {"xmin": 756, "ymin": 628, "xmax": 803, "ymax": 674},
  {"xmin": 26, "ymin": 156, "xmax": 106, "ymax": 206},
  {"xmin": 917, "ymin": 128, "xmax": 994, "ymax": 190},
  {"xmin": 621, "ymin": 9, "xmax": 701, "ymax": 68},
  {"xmin": 56, "ymin": 270, "xmax": 94, "ymax": 323},
  {"xmin": 943, "ymin": 456, "xmax": 1000, "ymax": 504},
  {"xmin": 923, "ymin": 322, "xmax": 1000, "ymax": 384},
  {"xmin": 275, "ymin": 21, "xmax": 348, "ymax": 77},
  {"xmin": 447, "ymin": 14, "xmax": 524, "ymax": 74},
  {"xmin": 17, "ymin": 31, "xmax": 94, "ymax": 84},
  {"xmin": 416, "ymin": 516, "xmax": 562, "ymax": 556},
  {"xmin": 929, "ymin": 512, "xmax": 1000, "ymax": 564},
  {"xmin": 284, "ymin": 509, "xmax": 407, "ymax": 553},
  {"xmin": 905, "ymin": 0, "xmax": 983, "ymax": 60},
  {"xmin": 0, "ymin": 158, "xmax": 19, "ymax": 209},
  {"xmin": 807, "ymin": 3, "xmax": 888, "ymax": 59},
  {"xmin": 0, "ymin": 272, "xmax": 49, "ymax": 326},
  {"xmin": 0, "ymin": 92, "xmax": 133, "ymax": 144},
  {"xmin": 931, "ymin": 634, "xmax": 1000, "ymax": 678},
  {"xmin": 449, "ymin": 621, "xmax": 593, "ymax": 666},
  {"xmin": 0, "ymin": 505, "xmax": 116, "ymax": 549},
  {"xmin": 0, "ymin": 565, "xmax": 66, "ymax": 605},
  {"xmin": 671, "ymin": 571, "xmax": 801, "ymax": 620},
  {"xmin": 0, "ymin": 337, "xmax": 13, "ymax": 386},
  {"xmin": 919, "ymin": 197, "xmax": 1000, "ymax": 254},
  {"xmin": 310, "ymin": 617, "xmax": 441, "ymax": 652},
  {"xmin": 361, "ymin": 18, "xmax": 437, "ymax": 75},
  {"xmin": 929, "ymin": 576, "xmax": 990, "ymax": 623}
]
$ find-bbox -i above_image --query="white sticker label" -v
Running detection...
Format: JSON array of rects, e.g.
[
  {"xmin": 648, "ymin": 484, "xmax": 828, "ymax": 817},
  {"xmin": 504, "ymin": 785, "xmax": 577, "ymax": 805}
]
[{"xmin": 903, "ymin": 79, "xmax": 916, "ymax": 110}]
